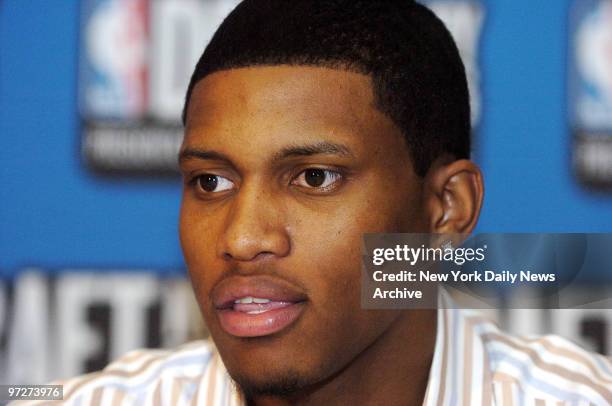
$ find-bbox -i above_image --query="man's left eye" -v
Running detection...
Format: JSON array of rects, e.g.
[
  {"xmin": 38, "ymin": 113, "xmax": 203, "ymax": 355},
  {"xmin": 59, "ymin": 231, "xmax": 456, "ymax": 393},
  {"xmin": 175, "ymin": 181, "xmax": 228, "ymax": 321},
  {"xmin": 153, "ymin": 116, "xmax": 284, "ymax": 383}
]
[{"xmin": 291, "ymin": 168, "xmax": 342, "ymax": 191}]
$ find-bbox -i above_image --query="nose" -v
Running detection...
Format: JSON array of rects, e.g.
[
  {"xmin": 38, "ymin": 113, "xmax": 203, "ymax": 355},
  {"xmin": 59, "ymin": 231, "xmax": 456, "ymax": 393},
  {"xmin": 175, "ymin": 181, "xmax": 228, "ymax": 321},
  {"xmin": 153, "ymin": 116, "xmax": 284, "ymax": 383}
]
[{"xmin": 217, "ymin": 182, "xmax": 291, "ymax": 262}]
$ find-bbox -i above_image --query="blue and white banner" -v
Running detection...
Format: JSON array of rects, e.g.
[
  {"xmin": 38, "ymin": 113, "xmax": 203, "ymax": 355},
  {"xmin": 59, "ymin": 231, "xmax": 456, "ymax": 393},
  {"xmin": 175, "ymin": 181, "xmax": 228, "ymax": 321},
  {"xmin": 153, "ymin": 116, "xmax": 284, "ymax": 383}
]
[{"xmin": 569, "ymin": 0, "xmax": 612, "ymax": 188}]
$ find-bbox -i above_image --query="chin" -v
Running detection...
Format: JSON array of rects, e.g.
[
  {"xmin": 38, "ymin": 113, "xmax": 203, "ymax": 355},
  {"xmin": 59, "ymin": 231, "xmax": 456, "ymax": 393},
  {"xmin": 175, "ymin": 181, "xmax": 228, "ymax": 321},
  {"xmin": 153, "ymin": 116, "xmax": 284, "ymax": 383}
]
[
  {"xmin": 231, "ymin": 367, "xmax": 313, "ymax": 399},
  {"xmin": 210, "ymin": 315, "xmax": 320, "ymax": 373},
  {"xmin": 219, "ymin": 340, "xmax": 329, "ymax": 400}
]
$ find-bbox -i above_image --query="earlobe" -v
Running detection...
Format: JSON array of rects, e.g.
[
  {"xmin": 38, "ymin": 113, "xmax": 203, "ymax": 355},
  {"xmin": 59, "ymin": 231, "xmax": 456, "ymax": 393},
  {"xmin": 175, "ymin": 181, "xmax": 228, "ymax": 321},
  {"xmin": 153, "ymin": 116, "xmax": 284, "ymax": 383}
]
[{"xmin": 424, "ymin": 159, "xmax": 484, "ymax": 235}]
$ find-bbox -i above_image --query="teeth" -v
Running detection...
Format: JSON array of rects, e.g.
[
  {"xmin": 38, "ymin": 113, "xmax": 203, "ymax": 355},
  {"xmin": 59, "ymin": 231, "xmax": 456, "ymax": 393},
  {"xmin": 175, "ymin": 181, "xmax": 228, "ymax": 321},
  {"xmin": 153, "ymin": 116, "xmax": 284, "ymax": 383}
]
[{"xmin": 233, "ymin": 296, "xmax": 271, "ymax": 304}]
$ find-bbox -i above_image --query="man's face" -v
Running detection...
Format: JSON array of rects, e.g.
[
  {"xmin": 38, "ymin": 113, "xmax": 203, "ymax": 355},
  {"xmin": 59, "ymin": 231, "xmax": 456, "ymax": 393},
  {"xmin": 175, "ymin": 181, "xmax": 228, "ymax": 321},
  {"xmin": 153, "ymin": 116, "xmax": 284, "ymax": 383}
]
[{"xmin": 179, "ymin": 66, "xmax": 429, "ymax": 394}]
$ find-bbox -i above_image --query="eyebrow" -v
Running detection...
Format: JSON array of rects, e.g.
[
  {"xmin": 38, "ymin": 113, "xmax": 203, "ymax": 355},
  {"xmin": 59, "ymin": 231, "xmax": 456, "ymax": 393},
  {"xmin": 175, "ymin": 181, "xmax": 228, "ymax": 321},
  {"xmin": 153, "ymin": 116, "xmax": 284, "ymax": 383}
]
[
  {"xmin": 179, "ymin": 141, "xmax": 353, "ymax": 166},
  {"xmin": 271, "ymin": 142, "xmax": 353, "ymax": 163},
  {"xmin": 178, "ymin": 149, "xmax": 232, "ymax": 165}
]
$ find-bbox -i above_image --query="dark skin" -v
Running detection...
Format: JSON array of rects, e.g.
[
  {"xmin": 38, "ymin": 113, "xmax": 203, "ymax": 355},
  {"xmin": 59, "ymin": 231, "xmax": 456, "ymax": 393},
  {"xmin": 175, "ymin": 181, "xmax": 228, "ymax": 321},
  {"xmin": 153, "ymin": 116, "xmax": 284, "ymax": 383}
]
[{"xmin": 179, "ymin": 66, "xmax": 484, "ymax": 405}]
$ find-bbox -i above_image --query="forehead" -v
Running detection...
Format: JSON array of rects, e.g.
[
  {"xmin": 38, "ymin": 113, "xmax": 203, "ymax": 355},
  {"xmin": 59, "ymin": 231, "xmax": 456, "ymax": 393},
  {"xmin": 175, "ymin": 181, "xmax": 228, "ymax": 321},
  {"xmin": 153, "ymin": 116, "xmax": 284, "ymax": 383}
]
[
  {"xmin": 186, "ymin": 65, "xmax": 377, "ymax": 129},
  {"xmin": 183, "ymin": 65, "xmax": 408, "ymax": 162}
]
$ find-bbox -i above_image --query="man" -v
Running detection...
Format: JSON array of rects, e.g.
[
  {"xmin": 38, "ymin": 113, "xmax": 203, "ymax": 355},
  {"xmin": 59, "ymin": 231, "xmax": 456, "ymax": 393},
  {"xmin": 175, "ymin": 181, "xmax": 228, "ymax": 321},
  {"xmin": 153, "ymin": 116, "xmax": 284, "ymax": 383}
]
[{"xmin": 35, "ymin": 0, "xmax": 612, "ymax": 405}]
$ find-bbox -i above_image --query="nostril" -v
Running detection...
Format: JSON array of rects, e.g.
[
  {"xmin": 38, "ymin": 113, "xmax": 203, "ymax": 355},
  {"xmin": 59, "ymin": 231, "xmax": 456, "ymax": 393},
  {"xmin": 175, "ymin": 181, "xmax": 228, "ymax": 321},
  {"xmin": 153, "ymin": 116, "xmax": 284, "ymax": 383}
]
[{"xmin": 222, "ymin": 251, "xmax": 276, "ymax": 263}]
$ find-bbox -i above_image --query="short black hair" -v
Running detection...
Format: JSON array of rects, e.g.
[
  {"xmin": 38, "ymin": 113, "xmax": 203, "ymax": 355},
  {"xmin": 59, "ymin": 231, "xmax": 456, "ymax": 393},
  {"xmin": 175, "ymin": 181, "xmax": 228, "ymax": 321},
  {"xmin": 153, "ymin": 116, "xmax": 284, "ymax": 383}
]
[{"xmin": 183, "ymin": 0, "xmax": 470, "ymax": 177}]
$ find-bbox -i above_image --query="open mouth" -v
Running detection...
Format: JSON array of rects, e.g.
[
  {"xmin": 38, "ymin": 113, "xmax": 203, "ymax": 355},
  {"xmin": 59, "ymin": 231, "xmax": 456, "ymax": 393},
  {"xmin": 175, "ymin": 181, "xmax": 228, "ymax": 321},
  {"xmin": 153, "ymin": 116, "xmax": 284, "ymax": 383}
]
[
  {"xmin": 230, "ymin": 296, "xmax": 295, "ymax": 314},
  {"xmin": 213, "ymin": 278, "xmax": 308, "ymax": 338},
  {"xmin": 216, "ymin": 297, "xmax": 306, "ymax": 338}
]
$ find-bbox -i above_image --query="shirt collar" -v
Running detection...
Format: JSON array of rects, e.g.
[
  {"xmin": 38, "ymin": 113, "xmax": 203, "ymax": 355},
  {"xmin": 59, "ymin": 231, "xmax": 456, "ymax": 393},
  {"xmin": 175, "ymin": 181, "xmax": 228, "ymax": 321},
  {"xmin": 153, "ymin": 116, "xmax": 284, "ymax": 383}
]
[{"xmin": 422, "ymin": 288, "xmax": 495, "ymax": 406}]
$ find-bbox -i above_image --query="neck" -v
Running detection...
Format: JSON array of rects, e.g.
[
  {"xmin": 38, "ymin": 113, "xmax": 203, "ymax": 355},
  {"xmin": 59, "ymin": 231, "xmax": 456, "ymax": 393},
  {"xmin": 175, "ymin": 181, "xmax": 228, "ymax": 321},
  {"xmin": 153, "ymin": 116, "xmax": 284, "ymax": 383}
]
[{"xmin": 249, "ymin": 309, "xmax": 437, "ymax": 406}]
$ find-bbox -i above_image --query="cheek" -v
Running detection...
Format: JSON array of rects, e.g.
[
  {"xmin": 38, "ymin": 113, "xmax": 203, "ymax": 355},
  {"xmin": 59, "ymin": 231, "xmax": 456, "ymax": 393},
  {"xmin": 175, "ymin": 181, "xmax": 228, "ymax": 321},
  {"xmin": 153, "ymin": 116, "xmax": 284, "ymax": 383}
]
[
  {"xmin": 179, "ymin": 201, "xmax": 222, "ymax": 301},
  {"xmin": 286, "ymin": 197, "xmax": 403, "ymax": 325},
  {"xmin": 284, "ymin": 182, "xmax": 419, "ymax": 327},
  {"xmin": 289, "ymin": 219, "xmax": 398, "ymax": 369},
  {"xmin": 179, "ymin": 201, "xmax": 205, "ymax": 266},
  {"xmin": 290, "ymin": 183, "xmax": 420, "ymax": 255}
]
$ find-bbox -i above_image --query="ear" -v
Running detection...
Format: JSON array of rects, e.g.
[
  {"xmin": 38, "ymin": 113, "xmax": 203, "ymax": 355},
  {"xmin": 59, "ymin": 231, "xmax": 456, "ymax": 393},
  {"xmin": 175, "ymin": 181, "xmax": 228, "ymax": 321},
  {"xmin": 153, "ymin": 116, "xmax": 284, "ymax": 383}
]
[{"xmin": 423, "ymin": 159, "xmax": 484, "ymax": 235}]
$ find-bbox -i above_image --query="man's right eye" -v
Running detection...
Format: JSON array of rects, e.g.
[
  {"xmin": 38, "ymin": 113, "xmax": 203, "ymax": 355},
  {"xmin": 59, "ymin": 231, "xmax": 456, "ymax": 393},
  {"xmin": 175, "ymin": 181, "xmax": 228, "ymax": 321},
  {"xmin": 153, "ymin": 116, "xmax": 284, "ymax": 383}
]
[{"xmin": 193, "ymin": 174, "xmax": 235, "ymax": 193}]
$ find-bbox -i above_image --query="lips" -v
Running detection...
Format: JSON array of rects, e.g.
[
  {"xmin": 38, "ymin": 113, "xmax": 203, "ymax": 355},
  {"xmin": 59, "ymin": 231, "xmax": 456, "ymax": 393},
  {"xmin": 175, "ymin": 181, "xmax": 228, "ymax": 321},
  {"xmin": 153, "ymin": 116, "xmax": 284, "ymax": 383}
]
[{"xmin": 212, "ymin": 275, "xmax": 307, "ymax": 338}]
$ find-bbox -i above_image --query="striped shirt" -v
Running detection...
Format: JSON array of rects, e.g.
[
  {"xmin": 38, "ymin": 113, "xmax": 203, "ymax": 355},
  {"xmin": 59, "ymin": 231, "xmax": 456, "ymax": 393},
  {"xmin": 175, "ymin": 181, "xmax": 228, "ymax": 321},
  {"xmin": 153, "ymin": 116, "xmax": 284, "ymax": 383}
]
[{"xmin": 15, "ymin": 292, "xmax": 612, "ymax": 405}]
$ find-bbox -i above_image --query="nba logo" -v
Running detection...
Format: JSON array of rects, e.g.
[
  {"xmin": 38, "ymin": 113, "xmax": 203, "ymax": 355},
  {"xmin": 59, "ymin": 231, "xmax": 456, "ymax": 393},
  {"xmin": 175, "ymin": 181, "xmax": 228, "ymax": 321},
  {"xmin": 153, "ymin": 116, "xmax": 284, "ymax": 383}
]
[
  {"xmin": 569, "ymin": 0, "xmax": 612, "ymax": 188},
  {"xmin": 77, "ymin": 0, "xmax": 241, "ymax": 175},
  {"xmin": 79, "ymin": 0, "xmax": 148, "ymax": 120}
]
